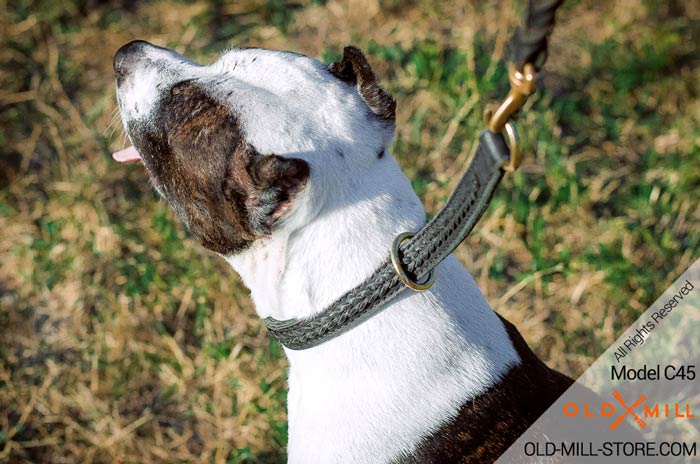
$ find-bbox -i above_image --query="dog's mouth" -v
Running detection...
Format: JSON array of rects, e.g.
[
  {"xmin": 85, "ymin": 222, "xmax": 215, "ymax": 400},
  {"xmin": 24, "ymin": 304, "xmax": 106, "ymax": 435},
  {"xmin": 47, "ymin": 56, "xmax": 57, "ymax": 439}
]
[
  {"xmin": 112, "ymin": 144, "xmax": 165, "ymax": 193},
  {"xmin": 112, "ymin": 145, "xmax": 141, "ymax": 164}
]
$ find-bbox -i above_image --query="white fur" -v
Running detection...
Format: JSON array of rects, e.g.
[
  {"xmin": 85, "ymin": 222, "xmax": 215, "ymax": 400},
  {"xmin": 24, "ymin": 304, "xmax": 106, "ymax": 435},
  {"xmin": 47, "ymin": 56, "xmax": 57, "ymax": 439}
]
[{"xmin": 117, "ymin": 45, "xmax": 521, "ymax": 464}]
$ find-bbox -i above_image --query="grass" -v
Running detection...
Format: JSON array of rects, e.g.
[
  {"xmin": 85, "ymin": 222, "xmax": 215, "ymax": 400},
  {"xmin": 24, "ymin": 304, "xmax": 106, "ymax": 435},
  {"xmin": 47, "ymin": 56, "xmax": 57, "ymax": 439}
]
[{"xmin": 1, "ymin": 0, "xmax": 699, "ymax": 462}]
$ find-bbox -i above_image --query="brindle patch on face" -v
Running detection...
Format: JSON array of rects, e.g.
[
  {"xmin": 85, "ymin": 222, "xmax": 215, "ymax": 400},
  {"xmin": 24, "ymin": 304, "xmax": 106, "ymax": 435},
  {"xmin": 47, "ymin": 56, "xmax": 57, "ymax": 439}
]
[{"xmin": 127, "ymin": 81, "xmax": 309, "ymax": 255}]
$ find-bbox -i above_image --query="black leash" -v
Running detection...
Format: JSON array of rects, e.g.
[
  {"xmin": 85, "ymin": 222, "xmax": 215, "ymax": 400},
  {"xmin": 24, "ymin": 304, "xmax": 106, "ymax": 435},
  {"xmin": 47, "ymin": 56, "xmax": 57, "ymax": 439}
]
[
  {"xmin": 264, "ymin": 0, "xmax": 564, "ymax": 350},
  {"xmin": 511, "ymin": 0, "xmax": 565, "ymax": 72}
]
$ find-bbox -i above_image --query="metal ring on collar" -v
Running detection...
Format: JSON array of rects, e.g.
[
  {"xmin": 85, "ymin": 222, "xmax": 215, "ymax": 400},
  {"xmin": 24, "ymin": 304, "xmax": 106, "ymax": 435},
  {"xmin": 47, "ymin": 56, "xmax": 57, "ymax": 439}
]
[
  {"xmin": 501, "ymin": 121, "xmax": 520, "ymax": 172},
  {"xmin": 390, "ymin": 232, "xmax": 438, "ymax": 291}
]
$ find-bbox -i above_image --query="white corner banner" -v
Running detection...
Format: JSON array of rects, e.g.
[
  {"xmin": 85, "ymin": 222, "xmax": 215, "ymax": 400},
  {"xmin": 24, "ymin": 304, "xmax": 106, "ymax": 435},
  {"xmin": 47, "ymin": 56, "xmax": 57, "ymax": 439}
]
[{"xmin": 496, "ymin": 258, "xmax": 700, "ymax": 463}]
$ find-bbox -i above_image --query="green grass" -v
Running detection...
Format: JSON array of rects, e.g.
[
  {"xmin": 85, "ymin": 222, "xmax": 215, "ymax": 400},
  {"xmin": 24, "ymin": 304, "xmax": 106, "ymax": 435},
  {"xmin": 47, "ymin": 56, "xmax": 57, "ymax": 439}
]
[{"xmin": 1, "ymin": 0, "xmax": 699, "ymax": 462}]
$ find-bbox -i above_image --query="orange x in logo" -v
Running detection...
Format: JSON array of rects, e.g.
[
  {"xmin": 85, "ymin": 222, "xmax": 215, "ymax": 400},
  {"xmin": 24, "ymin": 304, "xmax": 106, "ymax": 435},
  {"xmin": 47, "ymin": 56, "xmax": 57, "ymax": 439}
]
[{"xmin": 610, "ymin": 390, "xmax": 647, "ymax": 430}]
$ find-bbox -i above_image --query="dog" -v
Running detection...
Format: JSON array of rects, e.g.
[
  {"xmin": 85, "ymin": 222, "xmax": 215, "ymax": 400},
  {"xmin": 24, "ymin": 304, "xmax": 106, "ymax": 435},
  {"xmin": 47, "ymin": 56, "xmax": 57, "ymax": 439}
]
[{"xmin": 113, "ymin": 40, "xmax": 574, "ymax": 463}]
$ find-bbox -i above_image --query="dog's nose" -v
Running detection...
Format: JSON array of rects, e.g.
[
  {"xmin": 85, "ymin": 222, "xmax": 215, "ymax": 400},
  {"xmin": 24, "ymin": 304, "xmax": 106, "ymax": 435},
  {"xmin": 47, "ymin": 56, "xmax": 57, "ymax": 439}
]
[{"xmin": 114, "ymin": 40, "xmax": 152, "ymax": 83}]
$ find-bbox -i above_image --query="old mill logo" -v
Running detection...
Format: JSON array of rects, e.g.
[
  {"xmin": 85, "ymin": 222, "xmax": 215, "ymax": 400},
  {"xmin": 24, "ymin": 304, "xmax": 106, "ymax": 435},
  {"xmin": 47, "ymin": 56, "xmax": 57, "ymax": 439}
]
[{"xmin": 563, "ymin": 390, "xmax": 696, "ymax": 430}]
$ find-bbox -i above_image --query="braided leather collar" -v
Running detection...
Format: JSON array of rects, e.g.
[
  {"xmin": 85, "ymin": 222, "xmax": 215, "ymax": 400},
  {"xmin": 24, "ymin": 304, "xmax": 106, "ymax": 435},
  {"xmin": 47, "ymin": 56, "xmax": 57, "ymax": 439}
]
[{"xmin": 264, "ymin": 131, "xmax": 510, "ymax": 350}]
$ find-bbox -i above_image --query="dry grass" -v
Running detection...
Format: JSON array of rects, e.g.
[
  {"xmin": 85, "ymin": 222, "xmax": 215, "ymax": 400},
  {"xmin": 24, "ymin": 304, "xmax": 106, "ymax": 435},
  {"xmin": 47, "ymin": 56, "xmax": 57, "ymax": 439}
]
[{"xmin": 1, "ymin": 0, "xmax": 699, "ymax": 462}]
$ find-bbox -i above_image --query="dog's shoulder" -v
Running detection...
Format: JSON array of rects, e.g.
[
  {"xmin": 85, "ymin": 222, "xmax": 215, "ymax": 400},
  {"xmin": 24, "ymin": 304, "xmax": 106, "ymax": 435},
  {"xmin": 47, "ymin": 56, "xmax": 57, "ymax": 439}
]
[{"xmin": 398, "ymin": 314, "xmax": 574, "ymax": 464}]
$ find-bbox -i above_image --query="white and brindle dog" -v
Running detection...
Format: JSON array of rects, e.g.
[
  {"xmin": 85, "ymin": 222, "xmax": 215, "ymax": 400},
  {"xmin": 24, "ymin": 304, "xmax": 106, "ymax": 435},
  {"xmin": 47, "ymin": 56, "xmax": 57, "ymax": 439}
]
[{"xmin": 113, "ymin": 40, "xmax": 573, "ymax": 463}]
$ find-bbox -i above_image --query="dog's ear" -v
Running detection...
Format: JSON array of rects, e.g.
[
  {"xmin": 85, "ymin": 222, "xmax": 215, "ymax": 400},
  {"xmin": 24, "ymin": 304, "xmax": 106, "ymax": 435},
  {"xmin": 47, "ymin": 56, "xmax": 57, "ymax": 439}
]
[
  {"xmin": 241, "ymin": 149, "xmax": 310, "ymax": 234},
  {"xmin": 328, "ymin": 46, "xmax": 396, "ymax": 122}
]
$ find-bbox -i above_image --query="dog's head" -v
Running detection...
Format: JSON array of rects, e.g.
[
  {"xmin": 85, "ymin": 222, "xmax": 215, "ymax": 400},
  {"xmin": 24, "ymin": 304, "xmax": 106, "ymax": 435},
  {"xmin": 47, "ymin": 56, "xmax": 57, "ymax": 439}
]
[{"xmin": 114, "ymin": 40, "xmax": 396, "ymax": 255}]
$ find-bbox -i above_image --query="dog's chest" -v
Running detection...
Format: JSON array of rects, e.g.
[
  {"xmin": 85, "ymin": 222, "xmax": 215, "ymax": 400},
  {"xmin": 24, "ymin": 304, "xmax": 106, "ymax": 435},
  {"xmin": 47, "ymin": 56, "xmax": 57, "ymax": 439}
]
[
  {"xmin": 285, "ymin": 308, "xmax": 572, "ymax": 464},
  {"xmin": 399, "ymin": 316, "xmax": 573, "ymax": 464},
  {"xmin": 284, "ymin": 257, "xmax": 527, "ymax": 464}
]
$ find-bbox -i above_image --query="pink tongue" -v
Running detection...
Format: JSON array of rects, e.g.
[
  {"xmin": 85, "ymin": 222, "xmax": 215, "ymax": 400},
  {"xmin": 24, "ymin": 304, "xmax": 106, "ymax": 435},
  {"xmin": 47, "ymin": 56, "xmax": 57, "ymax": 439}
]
[{"xmin": 112, "ymin": 146, "xmax": 142, "ymax": 163}]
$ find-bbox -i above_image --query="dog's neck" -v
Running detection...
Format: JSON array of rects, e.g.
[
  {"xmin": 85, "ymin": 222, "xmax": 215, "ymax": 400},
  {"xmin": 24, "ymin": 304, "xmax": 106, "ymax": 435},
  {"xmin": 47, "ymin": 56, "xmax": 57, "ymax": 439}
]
[
  {"xmin": 227, "ymin": 153, "xmax": 424, "ymax": 321},
  {"xmin": 227, "ymin": 153, "xmax": 520, "ymax": 463}
]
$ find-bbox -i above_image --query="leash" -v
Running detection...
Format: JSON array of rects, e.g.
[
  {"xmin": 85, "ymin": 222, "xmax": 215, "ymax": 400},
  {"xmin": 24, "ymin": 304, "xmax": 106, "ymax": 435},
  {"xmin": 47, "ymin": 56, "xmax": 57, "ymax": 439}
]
[{"xmin": 264, "ymin": 0, "xmax": 565, "ymax": 350}]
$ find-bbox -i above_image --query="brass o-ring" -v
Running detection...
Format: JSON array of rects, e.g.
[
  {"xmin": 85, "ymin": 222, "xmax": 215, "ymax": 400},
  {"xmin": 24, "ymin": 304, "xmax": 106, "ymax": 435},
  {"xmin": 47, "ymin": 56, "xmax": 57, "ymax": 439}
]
[{"xmin": 390, "ymin": 232, "xmax": 438, "ymax": 291}]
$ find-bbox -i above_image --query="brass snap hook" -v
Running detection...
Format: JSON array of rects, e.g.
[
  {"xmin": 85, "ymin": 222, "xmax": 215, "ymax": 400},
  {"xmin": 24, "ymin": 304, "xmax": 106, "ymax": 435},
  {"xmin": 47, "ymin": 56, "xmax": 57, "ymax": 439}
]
[
  {"xmin": 487, "ymin": 63, "xmax": 536, "ymax": 133},
  {"xmin": 483, "ymin": 63, "xmax": 535, "ymax": 172},
  {"xmin": 390, "ymin": 232, "xmax": 437, "ymax": 291}
]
